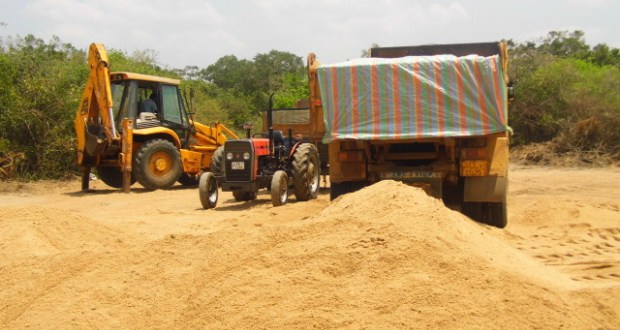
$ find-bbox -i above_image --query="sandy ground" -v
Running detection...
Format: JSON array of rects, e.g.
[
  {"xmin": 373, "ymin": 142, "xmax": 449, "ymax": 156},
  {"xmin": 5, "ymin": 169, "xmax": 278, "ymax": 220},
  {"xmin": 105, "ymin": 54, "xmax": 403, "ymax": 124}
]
[{"xmin": 1, "ymin": 165, "xmax": 619, "ymax": 329}]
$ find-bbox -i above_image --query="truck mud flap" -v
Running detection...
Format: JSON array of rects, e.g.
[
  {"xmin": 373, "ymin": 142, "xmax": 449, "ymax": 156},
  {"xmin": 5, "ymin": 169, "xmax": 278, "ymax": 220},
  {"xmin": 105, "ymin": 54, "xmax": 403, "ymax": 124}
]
[{"xmin": 463, "ymin": 176, "xmax": 507, "ymax": 203}]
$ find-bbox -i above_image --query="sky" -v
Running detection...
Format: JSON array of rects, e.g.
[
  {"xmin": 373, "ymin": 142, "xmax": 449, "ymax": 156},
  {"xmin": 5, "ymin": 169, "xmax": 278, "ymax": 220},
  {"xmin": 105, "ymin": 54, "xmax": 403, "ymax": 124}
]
[{"xmin": 1, "ymin": 0, "xmax": 619, "ymax": 69}]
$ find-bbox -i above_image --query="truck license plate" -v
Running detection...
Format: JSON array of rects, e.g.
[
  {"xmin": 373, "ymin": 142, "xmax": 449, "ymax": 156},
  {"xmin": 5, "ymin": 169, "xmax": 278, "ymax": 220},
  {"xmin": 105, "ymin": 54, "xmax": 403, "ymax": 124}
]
[
  {"xmin": 379, "ymin": 171, "xmax": 442, "ymax": 180},
  {"xmin": 231, "ymin": 161, "xmax": 245, "ymax": 170}
]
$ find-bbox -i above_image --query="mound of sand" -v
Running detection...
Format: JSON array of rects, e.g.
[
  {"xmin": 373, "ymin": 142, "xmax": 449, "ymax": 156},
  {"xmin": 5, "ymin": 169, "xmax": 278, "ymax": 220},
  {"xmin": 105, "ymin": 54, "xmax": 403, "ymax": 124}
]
[
  {"xmin": 1, "ymin": 179, "xmax": 618, "ymax": 329},
  {"xmin": 0, "ymin": 206, "xmax": 134, "ymax": 260}
]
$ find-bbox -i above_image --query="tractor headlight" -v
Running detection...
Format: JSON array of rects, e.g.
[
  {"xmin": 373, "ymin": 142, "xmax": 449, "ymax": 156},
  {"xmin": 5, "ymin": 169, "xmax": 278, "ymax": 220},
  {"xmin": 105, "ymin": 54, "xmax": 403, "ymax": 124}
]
[
  {"xmin": 226, "ymin": 152, "xmax": 233, "ymax": 160},
  {"xmin": 243, "ymin": 152, "xmax": 250, "ymax": 160}
]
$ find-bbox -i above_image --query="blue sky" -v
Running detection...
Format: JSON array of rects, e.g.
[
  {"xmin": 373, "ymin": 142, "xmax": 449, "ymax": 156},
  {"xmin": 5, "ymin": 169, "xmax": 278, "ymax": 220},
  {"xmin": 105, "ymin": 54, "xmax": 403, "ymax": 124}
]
[{"xmin": 1, "ymin": 0, "xmax": 618, "ymax": 69}]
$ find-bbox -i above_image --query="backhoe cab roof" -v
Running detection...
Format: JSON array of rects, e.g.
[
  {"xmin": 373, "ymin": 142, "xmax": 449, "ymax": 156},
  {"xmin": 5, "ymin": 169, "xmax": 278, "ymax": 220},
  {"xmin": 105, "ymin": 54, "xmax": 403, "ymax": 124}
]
[{"xmin": 110, "ymin": 72, "xmax": 180, "ymax": 85}]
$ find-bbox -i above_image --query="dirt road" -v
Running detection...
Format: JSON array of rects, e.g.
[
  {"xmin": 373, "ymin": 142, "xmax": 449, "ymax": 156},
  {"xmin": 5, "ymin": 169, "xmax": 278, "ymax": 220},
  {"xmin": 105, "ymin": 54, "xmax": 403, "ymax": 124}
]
[{"xmin": 1, "ymin": 165, "xmax": 619, "ymax": 329}]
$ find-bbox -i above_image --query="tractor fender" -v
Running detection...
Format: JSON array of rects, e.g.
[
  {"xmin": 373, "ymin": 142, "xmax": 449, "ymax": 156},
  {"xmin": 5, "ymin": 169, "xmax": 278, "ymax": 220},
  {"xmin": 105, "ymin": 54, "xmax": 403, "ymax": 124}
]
[{"xmin": 288, "ymin": 141, "xmax": 304, "ymax": 159}]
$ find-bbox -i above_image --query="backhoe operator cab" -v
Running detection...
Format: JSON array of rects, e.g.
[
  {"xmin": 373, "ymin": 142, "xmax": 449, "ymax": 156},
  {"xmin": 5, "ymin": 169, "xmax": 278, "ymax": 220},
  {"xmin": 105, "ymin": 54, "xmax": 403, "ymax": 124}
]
[{"xmin": 110, "ymin": 73, "xmax": 189, "ymax": 136}]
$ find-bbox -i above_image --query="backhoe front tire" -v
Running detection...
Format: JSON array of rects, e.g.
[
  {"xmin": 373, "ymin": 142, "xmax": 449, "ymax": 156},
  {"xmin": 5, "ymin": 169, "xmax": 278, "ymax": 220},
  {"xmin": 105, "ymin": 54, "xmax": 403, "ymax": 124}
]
[
  {"xmin": 133, "ymin": 139, "xmax": 181, "ymax": 190},
  {"xmin": 292, "ymin": 143, "xmax": 320, "ymax": 201}
]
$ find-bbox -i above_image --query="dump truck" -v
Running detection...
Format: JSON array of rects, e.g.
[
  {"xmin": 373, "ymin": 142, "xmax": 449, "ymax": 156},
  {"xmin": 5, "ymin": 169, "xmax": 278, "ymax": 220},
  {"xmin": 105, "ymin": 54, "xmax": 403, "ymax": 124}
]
[
  {"xmin": 307, "ymin": 42, "xmax": 512, "ymax": 228},
  {"xmin": 75, "ymin": 43, "xmax": 237, "ymax": 191}
]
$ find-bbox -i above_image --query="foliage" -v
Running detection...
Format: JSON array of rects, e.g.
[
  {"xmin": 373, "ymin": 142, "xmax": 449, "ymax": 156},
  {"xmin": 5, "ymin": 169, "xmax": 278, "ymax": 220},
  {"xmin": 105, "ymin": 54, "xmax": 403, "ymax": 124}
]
[
  {"xmin": 507, "ymin": 31, "xmax": 620, "ymax": 159},
  {"xmin": 0, "ymin": 35, "xmax": 87, "ymax": 178},
  {"xmin": 2, "ymin": 30, "xmax": 620, "ymax": 180},
  {"xmin": 272, "ymin": 72, "xmax": 309, "ymax": 109},
  {"xmin": 198, "ymin": 49, "xmax": 306, "ymax": 127}
]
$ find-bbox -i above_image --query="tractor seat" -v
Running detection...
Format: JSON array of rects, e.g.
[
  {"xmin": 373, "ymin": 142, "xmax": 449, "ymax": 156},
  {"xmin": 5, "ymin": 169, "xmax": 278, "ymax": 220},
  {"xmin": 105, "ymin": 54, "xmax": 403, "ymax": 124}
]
[{"xmin": 263, "ymin": 130, "xmax": 285, "ymax": 145}]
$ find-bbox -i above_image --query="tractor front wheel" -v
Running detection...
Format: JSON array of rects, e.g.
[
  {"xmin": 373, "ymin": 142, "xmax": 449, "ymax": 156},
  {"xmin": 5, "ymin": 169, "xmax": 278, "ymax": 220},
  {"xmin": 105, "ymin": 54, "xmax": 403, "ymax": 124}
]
[
  {"xmin": 133, "ymin": 139, "xmax": 181, "ymax": 190},
  {"xmin": 199, "ymin": 172, "xmax": 218, "ymax": 209},
  {"xmin": 271, "ymin": 170, "xmax": 288, "ymax": 206}
]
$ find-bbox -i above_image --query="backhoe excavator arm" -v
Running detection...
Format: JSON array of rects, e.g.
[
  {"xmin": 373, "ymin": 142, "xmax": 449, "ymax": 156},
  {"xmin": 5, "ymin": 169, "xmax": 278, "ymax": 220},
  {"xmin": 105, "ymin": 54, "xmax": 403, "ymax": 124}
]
[
  {"xmin": 75, "ymin": 43, "xmax": 121, "ymax": 191},
  {"xmin": 75, "ymin": 43, "xmax": 118, "ymax": 168}
]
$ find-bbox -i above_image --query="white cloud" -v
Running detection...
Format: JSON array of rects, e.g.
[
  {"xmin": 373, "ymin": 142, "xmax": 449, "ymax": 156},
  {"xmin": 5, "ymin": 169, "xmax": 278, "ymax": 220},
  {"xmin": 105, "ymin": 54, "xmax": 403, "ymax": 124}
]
[
  {"xmin": 20, "ymin": 0, "xmax": 231, "ymax": 67},
  {"xmin": 4, "ymin": 0, "xmax": 617, "ymax": 68},
  {"xmin": 568, "ymin": 0, "xmax": 611, "ymax": 7}
]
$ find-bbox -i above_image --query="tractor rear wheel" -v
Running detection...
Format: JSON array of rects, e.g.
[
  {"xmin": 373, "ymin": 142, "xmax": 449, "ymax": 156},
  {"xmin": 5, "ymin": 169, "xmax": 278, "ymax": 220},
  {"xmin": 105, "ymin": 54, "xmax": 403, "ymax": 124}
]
[
  {"xmin": 210, "ymin": 146, "xmax": 225, "ymax": 176},
  {"xmin": 96, "ymin": 166, "xmax": 135, "ymax": 188},
  {"xmin": 292, "ymin": 143, "xmax": 320, "ymax": 201},
  {"xmin": 133, "ymin": 139, "xmax": 181, "ymax": 190},
  {"xmin": 271, "ymin": 170, "xmax": 288, "ymax": 206},
  {"xmin": 199, "ymin": 172, "xmax": 218, "ymax": 209},
  {"xmin": 233, "ymin": 191, "xmax": 256, "ymax": 201}
]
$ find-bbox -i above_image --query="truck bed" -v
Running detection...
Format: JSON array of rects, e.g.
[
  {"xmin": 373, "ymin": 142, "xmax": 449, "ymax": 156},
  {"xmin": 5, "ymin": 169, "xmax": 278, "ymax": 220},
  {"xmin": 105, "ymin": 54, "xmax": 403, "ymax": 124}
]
[{"xmin": 316, "ymin": 54, "xmax": 509, "ymax": 143}]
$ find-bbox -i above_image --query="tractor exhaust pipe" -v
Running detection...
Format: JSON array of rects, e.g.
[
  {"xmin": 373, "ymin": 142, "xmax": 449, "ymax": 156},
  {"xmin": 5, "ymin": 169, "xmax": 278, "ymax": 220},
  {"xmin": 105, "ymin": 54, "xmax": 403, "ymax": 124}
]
[{"xmin": 268, "ymin": 93, "xmax": 275, "ymax": 155}]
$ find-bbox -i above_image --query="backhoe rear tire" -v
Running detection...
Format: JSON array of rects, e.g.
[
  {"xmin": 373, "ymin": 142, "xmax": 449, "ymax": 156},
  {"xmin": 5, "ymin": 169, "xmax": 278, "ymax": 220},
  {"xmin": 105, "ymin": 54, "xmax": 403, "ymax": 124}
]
[
  {"xmin": 133, "ymin": 139, "xmax": 181, "ymax": 190},
  {"xmin": 96, "ymin": 166, "xmax": 135, "ymax": 189},
  {"xmin": 292, "ymin": 143, "xmax": 320, "ymax": 201},
  {"xmin": 178, "ymin": 173, "xmax": 199, "ymax": 186}
]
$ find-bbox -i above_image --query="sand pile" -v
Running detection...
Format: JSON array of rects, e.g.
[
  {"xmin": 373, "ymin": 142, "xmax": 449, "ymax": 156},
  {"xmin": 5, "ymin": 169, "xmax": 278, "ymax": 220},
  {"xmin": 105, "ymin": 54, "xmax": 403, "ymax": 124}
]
[
  {"xmin": 0, "ymin": 206, "xmax": 133, "ymax": 260},
  {"xmin": 1, "ymin": 180, "xmax": 617, "ymax": 329}
]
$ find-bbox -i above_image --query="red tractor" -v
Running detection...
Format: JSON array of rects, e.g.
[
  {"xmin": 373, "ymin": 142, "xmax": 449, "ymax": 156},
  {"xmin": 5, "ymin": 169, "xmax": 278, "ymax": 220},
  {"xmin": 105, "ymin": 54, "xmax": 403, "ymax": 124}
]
[{"xmin": 198, "ymin": 96, "xmax": 321, "ymax": 208}]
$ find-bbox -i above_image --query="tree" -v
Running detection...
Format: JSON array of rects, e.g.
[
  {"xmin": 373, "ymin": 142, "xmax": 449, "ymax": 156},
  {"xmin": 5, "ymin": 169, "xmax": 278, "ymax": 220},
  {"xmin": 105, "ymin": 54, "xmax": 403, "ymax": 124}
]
[
  {"xmin": 200, "ymin": 55, "xmax": 257, "ymax": 93},
  {"xmin": 588, "ymin": 44, "xmax": 620, "ymax": 67},
  {"xmin": 361, "ymin": 43, "xmax": 379, "ymax": 58},
  {"xmin": 253, "ymin": 50, "xmax": 304, "ymax": 89},
  {"xmin": 537, "ymin": 30, "xmax": 590, "ymax": 59}
]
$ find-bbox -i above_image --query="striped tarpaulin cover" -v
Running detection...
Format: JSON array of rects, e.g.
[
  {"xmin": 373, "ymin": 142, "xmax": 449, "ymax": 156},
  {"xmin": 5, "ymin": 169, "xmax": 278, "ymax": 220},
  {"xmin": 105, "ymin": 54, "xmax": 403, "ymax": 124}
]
[{"xmin": 317, "ymin": 54, "xmax": 508, "ymax": 143}]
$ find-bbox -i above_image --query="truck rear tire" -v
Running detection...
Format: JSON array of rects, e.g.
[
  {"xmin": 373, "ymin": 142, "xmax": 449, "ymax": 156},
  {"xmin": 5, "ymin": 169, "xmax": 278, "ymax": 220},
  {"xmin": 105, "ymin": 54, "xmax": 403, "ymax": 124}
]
[
  {"xmin": 199, "ymin": 172, "xmax": 218, "ymax": 209},
  {"xmin": 133, "ymin": 139, "xmax": 181, "ymax": 190},
  {"xmin": 330, "ymin": 181, "xmax": 368, "ymax": 201},
  {"xmin": 292, "ymin": 143, "xmax": 320, "ymax": 201},
  {"xmin": 271, "ymin": 170, "xmax": 289, "ymax": 206},
  {"xmin": 461, "ymin": 200, "xmax": 507, "ymax": 228},
  {"xmin": 461, "ymin": 202, "xmax": 483, "ymax": 223},
  {"xmin": 96, "ymin": 166, "xmax": 135, "ymax": 188},
  {"xmin": 484, "ymin": 201, "xmax": 507, "ymax": 228}
]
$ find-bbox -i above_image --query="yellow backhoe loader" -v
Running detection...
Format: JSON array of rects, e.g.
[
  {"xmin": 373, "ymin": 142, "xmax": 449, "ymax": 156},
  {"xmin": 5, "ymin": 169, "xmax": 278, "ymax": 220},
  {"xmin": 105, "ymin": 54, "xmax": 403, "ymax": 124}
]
[{"xmin": 75, "ymin": 43, "xmax": 237, "ymax": 192}]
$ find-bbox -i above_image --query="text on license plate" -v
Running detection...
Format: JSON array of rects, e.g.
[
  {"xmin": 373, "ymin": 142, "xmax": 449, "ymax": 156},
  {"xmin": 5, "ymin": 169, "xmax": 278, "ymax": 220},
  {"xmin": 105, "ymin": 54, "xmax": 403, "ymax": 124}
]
[
  {"xmin": 231, "ymin": 161, "xmax": 245, "ymax": 170},
  {"xmin": 379, "ymin": 171, "xmax": 442, "ymax": 180}
]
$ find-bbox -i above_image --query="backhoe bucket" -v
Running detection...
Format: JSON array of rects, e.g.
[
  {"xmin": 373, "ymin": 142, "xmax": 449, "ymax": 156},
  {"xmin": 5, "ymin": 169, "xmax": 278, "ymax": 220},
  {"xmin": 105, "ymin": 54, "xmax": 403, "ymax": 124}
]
[{"xmin": 85, "ymin": 124, "xmax": 107, "ymax": 157}]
